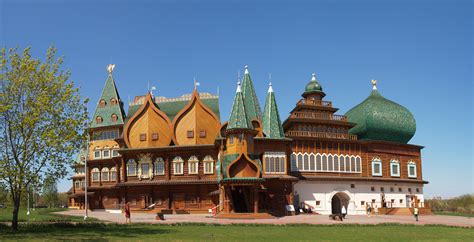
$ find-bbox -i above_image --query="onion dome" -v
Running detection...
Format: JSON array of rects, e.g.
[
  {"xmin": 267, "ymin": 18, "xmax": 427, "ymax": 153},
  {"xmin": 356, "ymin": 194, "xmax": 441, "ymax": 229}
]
[
  {"xmin": 305, "ymin": 73, "xmax": 323, "ymax": 92},
  {"xmin": 345, "ymin": 80, "xmax": 416, "ymax": 143}
]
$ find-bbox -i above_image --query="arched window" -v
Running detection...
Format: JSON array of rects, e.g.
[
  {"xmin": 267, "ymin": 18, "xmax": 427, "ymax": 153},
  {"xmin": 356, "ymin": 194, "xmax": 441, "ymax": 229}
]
[
  {"xmin": 291, "ymin": 153, "xmax": 297, "ymax": 172},
  {"xmin": 322, "ymin": 154, "xmax": 328, "ymax": 171},
  {"xmin": 110, "ymin": 98, "xmax": 117, "ymax": 106},
  {"xmin": 99, "ymin": 99, "xmax": 106, "ymax": 107},
  {"xmin": 316, "ymin": 154, "xmax": 322, "ymax": 171},
  {"xmin": 91, "ymin": 168, "xmax": 100, "ymax": 182},
  {"xmin": 101, "ymin": 167, "xmax": 109, "ymax": 181},
  {"xmin": 127, "ymin": 159, "xmax": 137, "ymax": 176},
  {"xmin": 297, "ymin": 154, "xmax": 303, "ymax": 171},
  {"xmin": 355, "ymin": 156, "xmax": 361, "ymax": 172},
  {"xmin": 154, "ymin": 158, "xmax": 165, "ymax": 175},
  {"xmin": 263, "ymin": 152, "xmax": 286, "ymax": 174},
  {"xmin": 350, "ymin": 156, "xmax": 356, "ymax": 172},
  {"xmin": 372, "ymin": 157, "xmax": 382, "ymax": 176},
  {"xmin": 345, "ymin": 156, "xmax": 350, "ymax": 172},
  {"xmin": 328, "ymin": 155, "xmax": 334, "ymax": 171},
  {"xmin": 339, "ymin": 155, "xmax": 345, "ymax": 172},
  {"xmin": 309, "ymin": 154, "xmax": 315, "ymax": 171},
  {"xmin": 110, "ymin": 167, "xmax": 117, "ymax": 181},
  {"xmin": 96, "ymin": 116, "xmax": 103, "ymax": 124},
  {"xmin": 203, "ymin": 155, "xmax": 214, "ymax": 174},
  {"xmin": 333, "ymin": 155, "xmax": 339, "ymax": 171},
  {"xmin": 270, "ymin": 157, "xmax": 275, "ymax": 173},
  {"xmin": 173, "ymin": 156, "xmax": 184, "ymax": 175},
  {"xmin": 390, "ymin": 160, "xmax": 400, "ymax": 177},
  {"xmin": 188, "ymin": 156, "xmax": 199, "ymax": 174},
  {"xmin": 111, "ymin": 114, "xmax": 118, "ymax": 123},
  {"xmin": 407, "ymin": 161, "xmax": 417, "ymax": 178},
  {"xmin": 303, "ymin": 154, "xmax": 309, "ymax": 171}
]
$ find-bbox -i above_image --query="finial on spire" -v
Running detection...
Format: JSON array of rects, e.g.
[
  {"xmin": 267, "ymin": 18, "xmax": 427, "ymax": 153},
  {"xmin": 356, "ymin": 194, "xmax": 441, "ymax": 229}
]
[
  {"xmin": 268, "ymin": 73, "xmax": 273, "ymax": 93},
  {"xmin": 244, "ymin": 65, "xmax": 249, "ymax": 74},
  {"xmin": 236, "ymin": 81, "xmax": 242, "ymax": 93},
  {"xmin": 371, "ymin": 79, "xmax": 377, "ymax": 90},
  {"xmin": 311, "ymin": 73, "xmax": 317, "ymax": 81},
  {"xmin": 194, "ymin": 77, "xmax": 200, "ymax": 90},
  {"xmin": 107, "ymin": 64, "xmax": 115, "ymax": 74}
]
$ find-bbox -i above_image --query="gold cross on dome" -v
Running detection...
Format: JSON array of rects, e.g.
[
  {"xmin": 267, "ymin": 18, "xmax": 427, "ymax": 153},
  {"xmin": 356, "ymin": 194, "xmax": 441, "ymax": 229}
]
[
  {"xmin": 107, "ymin": 64, "xmax": 115, "ymax": 74},
  {"xmin": 371, "ymin": 79, "xmax": 377, "ymax": 88}
]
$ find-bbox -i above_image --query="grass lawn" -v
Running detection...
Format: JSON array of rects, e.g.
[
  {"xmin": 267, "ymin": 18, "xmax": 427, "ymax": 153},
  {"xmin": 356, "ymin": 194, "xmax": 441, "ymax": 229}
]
[
  {"xmin": 0, "ymin": 207, "xmax": 98, "ymax": 222},
  {"xmin": 0, "ymin": 223, "xmax": 472, "ymax": 241},
  {"xmin": 433, "ymin": 211, "xmax": 474, "ymax": 218}
]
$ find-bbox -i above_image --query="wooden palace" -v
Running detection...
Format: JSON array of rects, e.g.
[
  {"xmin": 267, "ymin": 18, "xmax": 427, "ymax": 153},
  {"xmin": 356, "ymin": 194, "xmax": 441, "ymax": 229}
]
[{"xmin": 68, "ymin": 65, "xmax": 428, "ymax": 216}]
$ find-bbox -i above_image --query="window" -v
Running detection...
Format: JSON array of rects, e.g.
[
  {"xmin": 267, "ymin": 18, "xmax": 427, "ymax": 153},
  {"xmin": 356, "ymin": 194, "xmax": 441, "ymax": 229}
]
[
  {"xmin": 199, "ymin": 130, "xmax": 206, "ymax": 138},
  {"xmin": 316, "ymin": 201, "xmax": 321, "ymax": 206},
  {"xmin": 187, "ymin": 130, "xmax": 194, "ymax": 138},
  {"xmin": 91, "ymin": 168, "xmax": 100, "ymax": 182},
  {"xmin": 400, "ymin": 199, "xmax": 403, "ymax": 204},
  {"xmin": 173, "ymin": 156, "xmax": 184, "ymax": 175},
  {"xmin": 93, "ymin": 149, "xmax": 101, "ymax": 160},
  {"xmin": 350, "ymin": 184, "xmax": 355, "ymax": 188},
  {"xmin": 390, "ymin": 160, "xmax": 400, "ymax": 177},
  {"xmin": 380, "ymin": 187, "xmax": 384, "ymax": 192},
  {"xmin": 81, "ymin": 180, "xmax": 86, "ymax": 188},
  {"xmin": 102, "ymin": 148, "xmax": 110, "ymax": 159},
  {"xmin": 151, "ymin": 133, "xmax": 158, "ymax": 141},
  {"xmin": 371, "ymin": 187, "xmax": 375, "ymax": 191},
  {"xmin": 111, "ymin": 114, "xmax": 118, "ymax": 123},
  {"xmin": 264, "ymin": 152, "xmax": 286, "ymax": 174},
  {"xmin": 92, "ymin": 129, "xmax": 119, "ymax": 141},
  {"xmin": 110, "ymin": 98, "xmax": 117, "ymax": 105},
  {"xmin": 416, "ymin": 188, "xmax": 420, "ymax": 193},
  {"xmin": 292, "ymin": 152, "xmax": 361, "ymax": 173},
  {"xmin": 372, "ymin": 158, "xmax": 382, "ymax": 176},
  {"xmin": 101, "ymin": 167, "xmax": 109, "ymax": 181},
  {"xmin": 408, "ymin": 188, "xmax": 412, "ymax": 193},
  {"xmin": 154, "ymin": 158, "xmax": 165, "ymax": 175},
  {"xmin": 399, "ymin": 187, "xmax": 402, "ymax": 192},
  {"xmin": 390, "ymin": 187, "xmax": 394, "ymax": 192},
  {"xmin": 315, "ymin": 154, "xmax": 321, "ymax": 171},
  {"xmin": 75, "ymin": 181, "xmax": 80, "ymax": 189},
  {"xmin": 127, "ymin": 159, "xmax": 136, "ymax": 176},
  {"xmin": 99, "ymin": 99, "xmax": 106, "ymax": 107},
  {"xmin": 361, "ymin": 201, "xmax": 365, "ymax": 206},
  {"xmin": 112, "ymin": 149, "xmax": 119, "ymax": 157},
  {"xmin": 141, "ymin": 163, "xmax": 150, "ymax": 178},
  {"xmin": 188, "ymin": 156, "xmax": 199, "ymax": 174},
  {"xmin": 408, "ymin": 161, "xmax": 417, "ymax": 178},
  {"xmin": 355, "ymin": 156, "xmax": 361, "ymax": 172},
  {"xmin": 96, "ymin": 116, "xmax": 103, "ymax": 124},
  {"xmin": 110, "ymin": 167, "xmax": 117, "ymax": 181},
  {"xmin": 303, "ymin": 154, "xmax": 309, "ymax": 171},
  {"xmin": 203, "ymin": 156, "xmax": 214, "ymax": 174},
  {"xmin": 297, "ymin": 154, "xmax": 303, "ymax": 170},
  {"xmin": 290, "ymin": 153, "xmax": 297, "ymax": 172},
  {"xmin": 140, "ymin": 133, "xmax": 146, "ymax": 141}
]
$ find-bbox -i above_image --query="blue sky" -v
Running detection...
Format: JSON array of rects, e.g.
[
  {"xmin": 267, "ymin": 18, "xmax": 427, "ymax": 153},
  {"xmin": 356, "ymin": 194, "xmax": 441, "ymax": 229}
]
[{"xmin": 1, "ymin": 0, "xmax": 472, "ymax": 198}]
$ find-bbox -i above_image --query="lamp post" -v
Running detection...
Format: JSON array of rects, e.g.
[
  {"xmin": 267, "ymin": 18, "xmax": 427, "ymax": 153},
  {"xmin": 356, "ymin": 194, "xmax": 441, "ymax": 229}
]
[
  {"xmin": 84, "ymin": 106, "xmax": 90, "ymax": 221},
  {"xmin": 26, "ymin": 185, "xmax": 30, "ymax": 215}
]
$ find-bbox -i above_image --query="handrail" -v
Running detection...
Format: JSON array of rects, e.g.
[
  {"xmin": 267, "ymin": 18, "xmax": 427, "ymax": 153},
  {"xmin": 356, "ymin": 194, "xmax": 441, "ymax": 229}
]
[
  {"xmin": 285, "ymin": 131, "xmax": 358, "ymax": 140},
  {"xmin": 210, "ymin": 204, "xmax": 221, "ymax": 217},
  {"xmin": 297, "ymin": 99, "xmax": 332, "ymax": 107},
  {"xmin": 290, "ymin": 112, "xmax": 348, "ymax": 121}
]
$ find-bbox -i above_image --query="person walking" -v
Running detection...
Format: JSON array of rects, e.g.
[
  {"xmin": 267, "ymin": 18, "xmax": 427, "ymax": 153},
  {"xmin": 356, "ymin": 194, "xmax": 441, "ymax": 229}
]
[
  {"xmin": 414, "ymin": 207, "xmax": 419, "ymax": 222},
  {"xmin": 374, "ymin": 205, "xmax": 379, "ymax": 216},
  {"xmin": 367, "ymin": 206, "xmax": 371, "ymax": 217},
  {"xmin": 341, "ymin": 205, "xmax": 347, "ymax": 219},
  {"xmin": 124, "ymin": 202, "xmax": 131, "ymax": 223}
]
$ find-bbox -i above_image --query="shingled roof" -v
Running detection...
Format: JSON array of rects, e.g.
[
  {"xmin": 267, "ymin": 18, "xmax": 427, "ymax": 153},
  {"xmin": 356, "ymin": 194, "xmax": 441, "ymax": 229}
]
[
  {"xmin": 90, "ymin": 74, "xmax": 126, "ymax": 128},
  {"xmin": 262, "ymin": 83, "xmax": 285, "ymax": 138}
]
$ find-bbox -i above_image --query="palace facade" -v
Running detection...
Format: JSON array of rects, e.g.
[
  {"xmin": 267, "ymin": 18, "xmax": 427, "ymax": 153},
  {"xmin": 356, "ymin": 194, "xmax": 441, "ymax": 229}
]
[{"xmin": 68, "ymin": 66, "xmax": 428, "ymax": 216}]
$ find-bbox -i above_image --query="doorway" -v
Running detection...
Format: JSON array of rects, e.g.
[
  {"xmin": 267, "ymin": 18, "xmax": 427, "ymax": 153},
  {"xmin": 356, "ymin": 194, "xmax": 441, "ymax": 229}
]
[
  {"xmin": 331, "ymin": 192, "xmax": 350, "ymax": 214},
  {"xmin": 231, "ymin": 186, "xmax": 251, "ymax": 213}
]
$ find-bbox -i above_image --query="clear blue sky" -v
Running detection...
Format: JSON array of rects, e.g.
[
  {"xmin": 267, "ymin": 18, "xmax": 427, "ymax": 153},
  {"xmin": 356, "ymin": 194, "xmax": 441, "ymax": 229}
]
[{"xmin": 1, "ymin": 0, "xmax": 472, "ymax": 198}]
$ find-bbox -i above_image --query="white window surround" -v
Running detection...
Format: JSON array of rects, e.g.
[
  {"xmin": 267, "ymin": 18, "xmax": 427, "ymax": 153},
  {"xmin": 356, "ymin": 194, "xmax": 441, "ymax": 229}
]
[
  {"xmin": 203, "ymin": 155, "xmax": 214, "ymax": 174},
  {"xmin": 188, "ymin": 156, "xmax": 199, "ymax": 174},
  {"xmin": 263, "ymin": 152, "xmax": 286, "ymax": 174},
  {"xmin": 292, "ymin": 152, "xmax": 362, "ymax": 173},
  {"xmin": 154, "ymin": 158, "xmax": 165, "ymax": 175},
  {"xmin": 110, "ymin": 167, "xmax": 117, "ymax": 181},
  {"xmin": 102, "ymin": 148, "xmax": 110, "ymax": 159},
  {"xmin": 93, "ymin": 149, "xmax": 101, "ymax": 160},
  {"xmin": 91, "ymin": 168, "xmax": 100, "ymax": 182},
  {"xmin": 390, "ymin": 160, "xmax": 400, "ymax": 177},
  {"xmin": 372, "ymin": 158, "xmax": 383, "ymax": 176},
  {"xmin": 112, "ymin": 149, "xmax": 119, "ymax": 157},
  {"xmin": 101, "ymin": 167, "xmax": 110, "ymax": 181},
  {"xmin": 408, "ymin": 161, "xmax": 417, "ymax": 178},
  {"xmin": 127, "ymin": 159, "xmax": 137, "ymax": 176},
  {"xmin": 173, "ymin": 156, "xmax": 184, "ymax": 175}
]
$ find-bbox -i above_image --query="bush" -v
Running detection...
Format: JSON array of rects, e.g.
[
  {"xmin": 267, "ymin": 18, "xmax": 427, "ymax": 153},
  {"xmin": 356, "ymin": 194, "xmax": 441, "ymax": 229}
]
[{"xmin": 426, "ymin": 194, "xmax": 474, "ymax": 214}]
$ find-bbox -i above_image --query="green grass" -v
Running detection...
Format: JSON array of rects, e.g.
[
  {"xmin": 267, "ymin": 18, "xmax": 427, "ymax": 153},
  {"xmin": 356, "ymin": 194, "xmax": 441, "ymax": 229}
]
[
  {"xmin": 0, "ymin": 223, "xmax": 472, "ymax": 241},
  {"xmin": 433, "ymin": 211, "xmax": 474, "ymax": 218},
  {"xmin": 0, "ymin": 207, "xmax": 98, "ymax": 222}
]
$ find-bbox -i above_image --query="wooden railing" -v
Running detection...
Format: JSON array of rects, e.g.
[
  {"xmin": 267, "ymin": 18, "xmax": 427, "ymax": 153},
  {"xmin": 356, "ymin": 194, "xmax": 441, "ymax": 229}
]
[
  {"xmin": 285, "ymin": 131, "xmax": 358, "ymax": 140},
  {"xmin": 297, "ymin": 99, "xmax": 332, "ymax": 107},
  {"xmin": 290, "ymin": 112, "xmax": 348, "ymax": 121}
]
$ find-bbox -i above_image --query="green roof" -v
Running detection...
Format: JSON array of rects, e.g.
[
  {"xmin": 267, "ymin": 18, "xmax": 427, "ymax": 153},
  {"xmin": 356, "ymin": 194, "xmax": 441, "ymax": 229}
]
[
  {"xmin": 126, "ymin": 95, "xmax": 220, "ymax": 123},
  {"xmin": 345, "ymin": 86, "xmax": 416, "ymax": 144},
  {"xmin": 227, "ymin": 83, "xmax": 252, "ymax": 130},
  {"xmin": 90, "ymin": 74, "xmax": 126, "ymax": 128},
  {"xmin": 262, "ymin": 84, "xmax": 285, "ymax": 138},
  {"xmin": 241, "ymin": 67, "xmax": 262, "ymax": 121},
  {"xmin": 304, "ymin": 73, "xmax": 323, "ymax": 94}
]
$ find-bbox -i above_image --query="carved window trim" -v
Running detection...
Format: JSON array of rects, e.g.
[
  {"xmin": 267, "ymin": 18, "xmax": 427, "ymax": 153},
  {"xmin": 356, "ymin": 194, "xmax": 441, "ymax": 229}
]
[
  {"xmin": 390, "ymin": 160, "xmax": 400, "ymax": 177},
  {"xmin": 154, "ymin": 158, "xmax": 165, "ymax": 175},
  {"xmin": 188, "ymin": 156, "xmax": 199, "ymax": 174},
  {"xmin": 203, "ymin": 155, "xmax": 214, "ymax": 174},
  {"xmin": 372, "ymin": 157, "xmax": 383, "ymax": 177},
  {"xmin": 127, "ymin": 159, "xmax": 137, "ymax": 176},
  {"xmin": 407, "ymin": 161, "xmax": 417, "ymax": 178},
  {"xmin": 173, "ymin": 156, "xmax": 184, "ymax": 175}
]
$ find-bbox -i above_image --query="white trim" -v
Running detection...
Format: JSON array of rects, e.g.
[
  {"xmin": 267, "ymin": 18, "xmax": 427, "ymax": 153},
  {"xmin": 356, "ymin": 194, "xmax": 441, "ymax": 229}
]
[
  {"xmin": 188, "ymin": 156, "xmax": 199, "ymax": 174},
  {"xmin": 110, "ymin": 167, "xmax": 117, "ymax": 181},
  {"xmin": 372, "ymin": 158, "xmax": 382, "ymax": 176},
  {"xmin": 127, "ymin": 159, "xmax": 137, "ymax": 176},
  {"xmin": 390, "ymin": 160, "xmax": 400, "ymax": 177},
  {"xmin": 173, "ymin": 156, "xmax": 184, "ymax": 175},
  {"xmin": 154, "ymin": 158, "xmax": 165, "ymax": 175},
  {"xmin": 408, "ymin": 161, "xmax": 417, "ymax": 178},
  {"xmin": 91, "ymin": 168, "xmax": 100, "ymax": 182},
  {"xmin": 292, "ymin": 152, "xmax": 362, "ymax": 174},
  {"xmin": 203, "ymin": 155, "xmax": 214, "ymax": 174},
  {"xmin": 93, "ymin": 148, "xmax": 101, "ymax": 160},
  {"xmin": 263, "ymin": 152, "xmax": 286, "ymax": 174},
  {"xmin": 101, "ymin": 167, "xmax": 110, "ymax": 181}
]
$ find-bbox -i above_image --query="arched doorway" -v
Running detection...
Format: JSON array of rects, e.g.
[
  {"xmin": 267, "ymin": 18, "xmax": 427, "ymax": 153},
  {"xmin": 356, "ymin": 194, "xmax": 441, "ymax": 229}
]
[{"xmin": 331, "ymin": 192, "xmax": 350, "ymax": 214}]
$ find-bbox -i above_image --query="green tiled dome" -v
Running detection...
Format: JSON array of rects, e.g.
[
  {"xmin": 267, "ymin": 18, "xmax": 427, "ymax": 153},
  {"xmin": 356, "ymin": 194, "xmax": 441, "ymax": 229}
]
[
  {"xmin": 304, "ymin": 73, "xmax": 323, "ymax": 93},
  {"xmin": 345, "ymin": 83, "xmax": 416, "ymax": 144}
]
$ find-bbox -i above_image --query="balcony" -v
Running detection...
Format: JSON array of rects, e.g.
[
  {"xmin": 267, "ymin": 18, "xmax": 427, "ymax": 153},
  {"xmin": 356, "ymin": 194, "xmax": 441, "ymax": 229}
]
[
  {"xmin": 289, "ymin": 112, "xmax": 348, "ymax": 121},
  {"xmin": 285, "ymin": 131, "xmax": 358, "ymax": 140},
  {"xmin": 297, "ymin": 99, "xmax": 332, "ymax": 108}
]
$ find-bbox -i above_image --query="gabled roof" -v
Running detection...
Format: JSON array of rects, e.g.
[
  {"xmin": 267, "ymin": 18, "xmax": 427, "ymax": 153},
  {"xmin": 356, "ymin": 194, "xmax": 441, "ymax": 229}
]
[
  {"xmin": 262, "ymin": 84, "xmax": 285, "ymax": 138},
  {"xmin": 227, "ymin": 82, "xmax": 252, "ymax": 130},
  {"xmin": 90, "ymin": 74, "xmax": 126, "ymax": 128},
  {"xmin": 241, "ymin": 66, "xmax": 262, "ymax": 121}
]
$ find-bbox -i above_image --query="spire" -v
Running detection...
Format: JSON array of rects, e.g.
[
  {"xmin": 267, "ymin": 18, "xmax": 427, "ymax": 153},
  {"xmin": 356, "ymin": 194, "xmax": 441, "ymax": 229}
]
[
  {"xmin": 227, "ymin": 81, "xmax": 252, "ymax": 130},
  {"xmin": 241, "ymin": 65, "xmax": 262, "ymax": 121},
  {"xmin": 90, "ymin": 64, "xmax": 126, "ymax": 128},
  {"xmin": 262, "ymin": 83, "xmax": 285, "ymax": 138}
]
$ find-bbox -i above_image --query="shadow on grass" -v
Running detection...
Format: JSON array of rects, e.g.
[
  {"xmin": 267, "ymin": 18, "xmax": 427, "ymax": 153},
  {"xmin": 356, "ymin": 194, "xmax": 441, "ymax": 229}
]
[{"xmin": 0, "ymin": 223, "xmax": 170, "ymax": 240}]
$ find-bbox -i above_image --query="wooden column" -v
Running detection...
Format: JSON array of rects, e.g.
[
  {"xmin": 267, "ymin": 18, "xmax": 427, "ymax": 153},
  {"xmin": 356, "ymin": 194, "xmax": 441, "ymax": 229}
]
[
  {"xmin": 116, "ymin": 161, "xmax": 120, "ymax": 184},
  {"xmin": 121, "ymin": 157, "xmax": 126, "ymax": 182},
  {"xmin": 254, "ymin": 185, "xmax": 258, "ymax": 213}
]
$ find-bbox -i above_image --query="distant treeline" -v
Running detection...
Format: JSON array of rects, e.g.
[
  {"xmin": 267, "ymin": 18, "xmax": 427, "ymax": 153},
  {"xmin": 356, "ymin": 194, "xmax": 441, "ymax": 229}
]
[{"xmin": 426, "ymin": 194, "xmax": 474, "ymax": 214}]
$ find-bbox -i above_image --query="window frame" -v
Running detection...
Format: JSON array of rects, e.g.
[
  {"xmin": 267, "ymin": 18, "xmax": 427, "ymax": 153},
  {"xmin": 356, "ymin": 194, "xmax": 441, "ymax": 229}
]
[
  {"xmin": 110, "ymin": 167, "xmax": 117, "ymax": 181},
  {"xmin": 390, "ymin": 160, "xmax": 400, "ymax": 177},
  {"xmin": 173, "ymin": 156, "xmax": 184, "ymax": 175},
  {"xmin": 203, "ymin": 156, "xmax": 214, "ymax": 174},
  {"xmin": 93, "ymin": 149, "xmax": 101, "ymax": 160},
  {"xmin": 263, "ymin": 152, "xmax": 286, "ymax": 174},
  {"xmin": 371, "ymin": 158, "xmax": 383, "ymax": 176},
  {"xmin": 91, "ymin": 168, "xmax": 100, "ymax": 182},
  {"xmin": 102, "ymin": 148, "xmax": 110, "ymax": 159},
  {"xmin": 154, "ymin": 158, "xmax": 165, "ymax": 175},
  {"xmin": 407, "ymin": 161, "xmax": 417, "ymax": 178},
  {"xmin": 101, "ymin": 167, "xmax": 110, "ymax": 181},
  {"xmin": 188, "ymin": 156, "xmax": 199, "ymax": 175},
  {"xmin": 127, "ymin": 159, "xmax": 137, "ymax": 176}
]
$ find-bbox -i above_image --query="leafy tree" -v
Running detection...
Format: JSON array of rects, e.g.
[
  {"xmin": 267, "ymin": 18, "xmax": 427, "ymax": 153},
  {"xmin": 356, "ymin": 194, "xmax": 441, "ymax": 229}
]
[
  {"xmin": 0, "ymin": 47, "xmax": 87, "ymax": 231},
  {"xmin": 42, "ymin": 175, "xmax": 58, "ymax": 208}
]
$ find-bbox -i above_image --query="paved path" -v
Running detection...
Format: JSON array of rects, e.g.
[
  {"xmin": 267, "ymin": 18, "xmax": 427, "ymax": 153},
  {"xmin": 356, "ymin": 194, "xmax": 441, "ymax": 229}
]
[{"xmin": 55, "ymin": 210, "xmax": 473, "ymax": 227}]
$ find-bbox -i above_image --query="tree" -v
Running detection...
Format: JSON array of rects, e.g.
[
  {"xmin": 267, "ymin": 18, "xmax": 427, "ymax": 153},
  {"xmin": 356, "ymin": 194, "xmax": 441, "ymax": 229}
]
[
  {"xmin": 0, "ymin": 47, "xmax": 88, "ymax": 231},
  {"xmin": 42, "ymin": 175, "xmax": 58, "ymax": 208}
]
